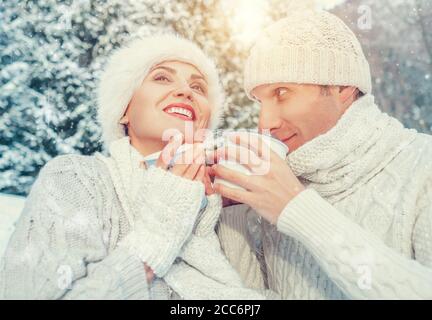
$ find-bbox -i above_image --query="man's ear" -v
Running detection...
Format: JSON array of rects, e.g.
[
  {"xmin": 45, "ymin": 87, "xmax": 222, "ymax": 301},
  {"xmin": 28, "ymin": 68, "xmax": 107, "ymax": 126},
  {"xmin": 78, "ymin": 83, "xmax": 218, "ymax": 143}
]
[{"xmin": 338, "ymin": 86, "xmax": 358, "ymax": 106}]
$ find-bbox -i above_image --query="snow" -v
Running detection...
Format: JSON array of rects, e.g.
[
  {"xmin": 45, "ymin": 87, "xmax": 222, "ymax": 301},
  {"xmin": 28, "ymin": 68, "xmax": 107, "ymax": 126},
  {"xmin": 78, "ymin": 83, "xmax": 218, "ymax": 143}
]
[{"xmin": 0, "ymin": 193, "xmax": 25, "ymax": 257}]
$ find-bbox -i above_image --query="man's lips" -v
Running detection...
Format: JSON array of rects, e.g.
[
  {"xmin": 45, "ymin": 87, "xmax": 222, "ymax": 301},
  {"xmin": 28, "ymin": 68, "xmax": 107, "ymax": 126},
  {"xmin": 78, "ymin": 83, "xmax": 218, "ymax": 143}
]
[
  {"xmin": 163, "ymin": 103, "xmax": 196, "ymax": 121},
  {"xmin": 282, "ymin": 134, "xmax": 296, "ymax": 143}
]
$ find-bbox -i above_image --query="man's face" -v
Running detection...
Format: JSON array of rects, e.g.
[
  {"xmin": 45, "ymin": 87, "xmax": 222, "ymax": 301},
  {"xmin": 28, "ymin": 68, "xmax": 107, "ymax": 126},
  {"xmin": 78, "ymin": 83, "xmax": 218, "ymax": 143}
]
[{"xmin": 251, "ymin": 83, "xmax": 349, "ymax": 153}]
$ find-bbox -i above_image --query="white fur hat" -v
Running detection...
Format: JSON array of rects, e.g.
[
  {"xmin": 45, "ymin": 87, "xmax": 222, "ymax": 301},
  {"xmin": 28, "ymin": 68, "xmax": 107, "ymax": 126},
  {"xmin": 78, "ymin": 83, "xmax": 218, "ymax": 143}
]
[
  {"xmin": 244, "ymin": 10, "xmax": 372, "ymax": 98},
  {"xmin": 97, "ymin": 34, "xmax": 225, "ymax": 147}
]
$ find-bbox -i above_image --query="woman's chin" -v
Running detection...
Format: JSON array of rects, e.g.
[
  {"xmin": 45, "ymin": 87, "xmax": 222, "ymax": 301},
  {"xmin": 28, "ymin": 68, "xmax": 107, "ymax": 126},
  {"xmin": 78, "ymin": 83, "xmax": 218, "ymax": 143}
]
[{"xmin": 168, "ymin": 119, "xmax": 198, "ymax": 135}]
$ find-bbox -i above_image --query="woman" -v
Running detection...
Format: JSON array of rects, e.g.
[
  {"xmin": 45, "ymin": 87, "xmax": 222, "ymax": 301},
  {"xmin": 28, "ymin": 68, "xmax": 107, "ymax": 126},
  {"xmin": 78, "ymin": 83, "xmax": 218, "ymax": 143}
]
[{"xmin": 0, "ymin": 34, "xmax": 266, "ymax": 299}]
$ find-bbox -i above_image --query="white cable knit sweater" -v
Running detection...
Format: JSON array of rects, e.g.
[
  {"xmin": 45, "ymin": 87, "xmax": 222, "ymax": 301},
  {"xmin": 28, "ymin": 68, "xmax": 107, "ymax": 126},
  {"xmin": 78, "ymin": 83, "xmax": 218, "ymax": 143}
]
[
  {"xmin": 0, "ymin": 137, "xmax": 266, "ymax": 300},
  {"xmin": 217, "ymin": 94, "xmax": 432, "ymax": 299}
]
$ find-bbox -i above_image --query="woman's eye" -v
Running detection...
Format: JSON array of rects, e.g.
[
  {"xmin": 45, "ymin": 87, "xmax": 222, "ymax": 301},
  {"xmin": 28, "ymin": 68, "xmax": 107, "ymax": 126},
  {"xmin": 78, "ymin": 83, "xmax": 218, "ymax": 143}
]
[
  {"xmin": 154, "ymin": 74, "xmax": 171, "ymax": 82},
  {"xmin": 191, "ymin": 84, "xmax": 205, "ymax": 94},
  {"xmin": 252, "ymin": 95, "xmax": 261, "ymax": 103}
]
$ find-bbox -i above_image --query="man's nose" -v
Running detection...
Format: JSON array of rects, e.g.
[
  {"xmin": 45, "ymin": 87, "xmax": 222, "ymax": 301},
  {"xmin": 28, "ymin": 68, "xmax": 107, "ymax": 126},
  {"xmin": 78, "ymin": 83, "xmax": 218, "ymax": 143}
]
[
  {"xmin": 173, "ymin": 85, "xmax": 194, "ymax": 102},
  {"xmin": 258, "ymin": 104, "xmax": 282, "ymax": 132}
]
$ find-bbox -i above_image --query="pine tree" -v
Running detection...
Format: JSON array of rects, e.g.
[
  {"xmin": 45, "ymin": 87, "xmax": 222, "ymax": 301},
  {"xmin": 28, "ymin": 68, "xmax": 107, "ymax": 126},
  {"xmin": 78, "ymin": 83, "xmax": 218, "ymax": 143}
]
[
  {"xmin": 0, "ymin": 0, "xmax": 172, "ymax": 195},
  {"xmin": 331, "ymin": 0, "xmax": 432, "ymax": 134}
]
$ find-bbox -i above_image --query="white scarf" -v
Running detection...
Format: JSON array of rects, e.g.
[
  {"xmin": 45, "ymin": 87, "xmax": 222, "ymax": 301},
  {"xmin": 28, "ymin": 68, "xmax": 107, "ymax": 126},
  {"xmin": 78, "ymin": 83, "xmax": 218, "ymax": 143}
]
[
  {"xmin": 96, "ymin": 137, "xmax": 265, "ymax": 299},
  {"xmin": 287, "ymin": 94, "xmax": 418, "ymax": 203}
]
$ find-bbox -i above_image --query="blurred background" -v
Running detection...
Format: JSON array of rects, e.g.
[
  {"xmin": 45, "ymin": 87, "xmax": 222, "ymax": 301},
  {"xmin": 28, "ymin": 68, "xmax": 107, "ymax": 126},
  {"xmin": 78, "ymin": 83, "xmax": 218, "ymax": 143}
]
[{"xmin": 1, "ymin": 0, "xmax": 431, "ymax": 200}]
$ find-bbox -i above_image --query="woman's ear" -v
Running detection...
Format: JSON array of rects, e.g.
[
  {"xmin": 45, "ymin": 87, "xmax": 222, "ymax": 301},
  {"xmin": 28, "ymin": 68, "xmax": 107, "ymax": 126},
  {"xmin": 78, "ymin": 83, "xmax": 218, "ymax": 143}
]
[
  {"xmin": 119, "ymin": 114, "xmax": 130, "ymax": 136},
  {"xmin": 119, "ymin": 114, "xmax": 129, "ymax": 125}
]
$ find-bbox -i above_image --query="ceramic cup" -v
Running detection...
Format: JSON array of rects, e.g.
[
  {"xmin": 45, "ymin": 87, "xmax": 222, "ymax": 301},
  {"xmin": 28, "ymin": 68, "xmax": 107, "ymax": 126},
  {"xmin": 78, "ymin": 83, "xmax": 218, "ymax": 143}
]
[{"xmin": 213, "ymin": 130, "xmax": 289, "ymax": 190}]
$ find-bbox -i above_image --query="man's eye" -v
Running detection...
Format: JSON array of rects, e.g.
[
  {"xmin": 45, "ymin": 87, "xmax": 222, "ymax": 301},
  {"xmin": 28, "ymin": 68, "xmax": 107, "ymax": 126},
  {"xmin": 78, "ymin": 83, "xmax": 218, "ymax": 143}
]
[{"xmin": 276, "ymin": 88, "xmax": 288, "ymax": 97}]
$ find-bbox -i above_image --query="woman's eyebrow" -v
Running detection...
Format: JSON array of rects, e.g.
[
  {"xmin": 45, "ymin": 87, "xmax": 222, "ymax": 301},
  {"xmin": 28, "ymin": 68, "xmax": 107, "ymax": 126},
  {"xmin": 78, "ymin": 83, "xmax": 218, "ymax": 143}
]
[
  {"xmin": 150, "ymin": 66, "xmax": 176, "ymax": 74},
  {"xmin": 151, "ymin": 65, "xmax": 207, "ymax": 84}
]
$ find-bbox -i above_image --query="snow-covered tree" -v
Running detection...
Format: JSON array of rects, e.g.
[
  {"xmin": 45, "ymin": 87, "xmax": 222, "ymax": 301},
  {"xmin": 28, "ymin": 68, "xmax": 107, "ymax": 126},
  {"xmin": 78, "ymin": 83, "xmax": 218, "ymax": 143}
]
[
  {"xmin": 0, "ymin": 0, "xmax": 172, "ymax": 195},
  {"xmin": 331, "ymin": 0, "xmax": 432, "ymax": 134}
]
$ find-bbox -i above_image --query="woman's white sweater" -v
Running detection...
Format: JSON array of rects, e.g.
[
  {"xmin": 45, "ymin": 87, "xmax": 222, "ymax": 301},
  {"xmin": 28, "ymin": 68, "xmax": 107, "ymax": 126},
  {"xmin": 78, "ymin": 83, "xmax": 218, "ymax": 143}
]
[
  {"xmin": 0, "ymin": 137, "xmax": 266, "ymax": 299},
  {"xmin": 217, "ymin": 94, "xmax": 432, "ymax": 299}
]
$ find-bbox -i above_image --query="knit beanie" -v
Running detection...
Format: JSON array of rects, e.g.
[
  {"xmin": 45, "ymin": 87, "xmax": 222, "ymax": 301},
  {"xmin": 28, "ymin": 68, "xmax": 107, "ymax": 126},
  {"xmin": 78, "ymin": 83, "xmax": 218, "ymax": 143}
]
[
  {"xmin": 244, "ymin": 10, "xmax": 372, "ymax": 98},
  {"xmin": 98, "ymin": 34, "xmax": 225, "ymax": 147}
]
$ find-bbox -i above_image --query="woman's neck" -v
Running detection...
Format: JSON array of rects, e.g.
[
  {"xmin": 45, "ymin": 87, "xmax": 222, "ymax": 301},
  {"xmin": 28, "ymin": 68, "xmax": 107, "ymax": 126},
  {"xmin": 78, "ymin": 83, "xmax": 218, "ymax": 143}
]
[{"xmin": 128, "ymin": 135, "xmax": 166, "ymax": 157}]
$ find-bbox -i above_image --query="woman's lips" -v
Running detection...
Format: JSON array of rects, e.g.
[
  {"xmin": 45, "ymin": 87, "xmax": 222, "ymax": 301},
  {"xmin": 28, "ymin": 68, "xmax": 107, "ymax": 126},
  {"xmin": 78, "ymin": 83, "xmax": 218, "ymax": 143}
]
[
  {"xmin": 165, "ymin": 112, "xmax": 193, "ymax": 121},
  {"xmin": 163, "ymin": 103, "xmax": 196, "ymax": 121}
]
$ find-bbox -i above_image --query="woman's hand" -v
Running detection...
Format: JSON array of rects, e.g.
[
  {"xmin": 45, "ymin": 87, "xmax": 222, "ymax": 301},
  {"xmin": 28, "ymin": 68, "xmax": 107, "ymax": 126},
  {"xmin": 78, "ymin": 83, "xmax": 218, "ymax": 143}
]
[
  {"xmin": 155, "ymin": 133, "xmax": 206, "ymax": 183},
  {"xmin": 206, "ymin": 165, "xmax": 240, "ymax": 207},
  {"xmin": 202, "ymin": 166, "xmax": 216, "ymax": 196}
]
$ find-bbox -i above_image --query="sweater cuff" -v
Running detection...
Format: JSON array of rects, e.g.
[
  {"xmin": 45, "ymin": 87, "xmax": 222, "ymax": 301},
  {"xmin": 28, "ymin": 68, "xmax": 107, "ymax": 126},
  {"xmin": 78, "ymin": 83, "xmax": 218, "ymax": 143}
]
[
  {"xmin": 140, "ymin": 166, "xmax": 205, "ymax": 210},
  {"xmin": 194, "ymin": 194, "xmax": 222, "ymax": 236},
  {"xmin": 103, "ymin": 248, "xmax": 150, "ymax": 299},
  {"xmin": 276, "ymin": 188, "xmax": 348, "ymax": 249},
  {"xmin": 119, "ymin": 218, "xmax": 193, "ymax": 277}
]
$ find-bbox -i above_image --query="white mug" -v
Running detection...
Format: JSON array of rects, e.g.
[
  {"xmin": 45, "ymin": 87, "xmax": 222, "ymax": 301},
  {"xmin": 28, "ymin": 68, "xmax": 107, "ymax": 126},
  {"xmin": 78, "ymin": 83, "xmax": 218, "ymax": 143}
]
[{"xmin": 214, "ymin": 131, "xmax": 289, "ymax": 191}]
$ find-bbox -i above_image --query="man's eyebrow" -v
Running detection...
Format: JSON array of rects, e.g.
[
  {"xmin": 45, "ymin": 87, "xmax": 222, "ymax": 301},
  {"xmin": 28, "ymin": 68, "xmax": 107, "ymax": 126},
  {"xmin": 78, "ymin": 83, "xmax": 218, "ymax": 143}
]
[{"xmin": 150, "ymin": 66, "xmax": 177, "ymax": 74}]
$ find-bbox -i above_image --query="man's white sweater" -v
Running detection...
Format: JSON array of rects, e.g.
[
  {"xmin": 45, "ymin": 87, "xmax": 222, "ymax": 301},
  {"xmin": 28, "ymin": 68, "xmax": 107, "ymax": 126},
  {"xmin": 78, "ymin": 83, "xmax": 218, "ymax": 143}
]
[{"xmin": 217, "ymin": 94, "xmax": 432, "ymax": 299}]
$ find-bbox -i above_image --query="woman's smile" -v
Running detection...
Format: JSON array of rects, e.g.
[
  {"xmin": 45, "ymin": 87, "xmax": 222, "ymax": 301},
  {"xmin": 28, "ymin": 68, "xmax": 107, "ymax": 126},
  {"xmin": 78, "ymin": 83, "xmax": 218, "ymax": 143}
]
[{"xmin": 163, "ymin": 102, "xmax": 196, "ymax": 121}]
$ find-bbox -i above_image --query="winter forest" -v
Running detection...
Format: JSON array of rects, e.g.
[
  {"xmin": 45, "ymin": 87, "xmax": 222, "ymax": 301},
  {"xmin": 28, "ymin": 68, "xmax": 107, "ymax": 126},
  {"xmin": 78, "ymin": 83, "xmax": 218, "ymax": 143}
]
[{"xmin": 1, "ymin": 0, "xmax": 432, "ymax": 197}]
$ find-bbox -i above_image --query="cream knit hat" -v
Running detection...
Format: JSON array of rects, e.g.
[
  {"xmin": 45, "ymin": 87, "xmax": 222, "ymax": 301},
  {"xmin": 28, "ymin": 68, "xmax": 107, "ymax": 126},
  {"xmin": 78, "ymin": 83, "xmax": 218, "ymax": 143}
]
[
  {"xmin": 98, "ymin": 34, "xmax": 224, "ymax": 147},
  {"xmin": 244, "ymin": 10, "xmax": 372, "ymax": 98}
]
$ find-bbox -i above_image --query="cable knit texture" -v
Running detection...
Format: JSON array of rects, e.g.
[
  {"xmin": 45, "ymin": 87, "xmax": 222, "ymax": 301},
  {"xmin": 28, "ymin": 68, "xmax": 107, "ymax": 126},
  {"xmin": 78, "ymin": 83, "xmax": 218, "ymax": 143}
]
[
  {"xmin": 217, "ymin": 94, "xmax": 432, "ymax": 299},
  {"xmin": 244, "ymin": 10, "xmax": 371, "ymax": 99},
  {"xmin": 0, "ymin": 136, "xmax": 266, "ymax": 299}
]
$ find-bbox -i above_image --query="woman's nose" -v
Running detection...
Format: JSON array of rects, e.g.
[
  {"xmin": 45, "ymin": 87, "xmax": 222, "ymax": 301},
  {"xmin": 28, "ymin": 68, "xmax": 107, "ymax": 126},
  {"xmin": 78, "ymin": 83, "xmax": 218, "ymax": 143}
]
[{"xmin": 173, "ymin": 85, "xmax": 194, "ymax": 102}]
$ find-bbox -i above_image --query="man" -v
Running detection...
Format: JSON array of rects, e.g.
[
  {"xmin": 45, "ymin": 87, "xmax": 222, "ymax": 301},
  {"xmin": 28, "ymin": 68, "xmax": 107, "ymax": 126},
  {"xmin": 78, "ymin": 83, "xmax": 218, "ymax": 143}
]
[{"xmin": 212, "ymin": 10, "xmax": 432, "ymax": 299}]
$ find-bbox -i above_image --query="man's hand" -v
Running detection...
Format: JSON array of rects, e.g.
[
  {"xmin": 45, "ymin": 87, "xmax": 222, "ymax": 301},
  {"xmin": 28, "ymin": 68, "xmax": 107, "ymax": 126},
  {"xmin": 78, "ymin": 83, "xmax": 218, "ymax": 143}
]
[{"xmin": 211, "ymin": 133, "xmax": 305, "ymax": 224}]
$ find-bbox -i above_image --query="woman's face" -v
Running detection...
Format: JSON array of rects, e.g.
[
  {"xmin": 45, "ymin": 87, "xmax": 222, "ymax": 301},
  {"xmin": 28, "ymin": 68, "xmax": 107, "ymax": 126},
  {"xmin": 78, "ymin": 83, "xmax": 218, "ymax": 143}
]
[{"xmin": 122, "ymin": 60, "xmax": 212, "ymax": 153}]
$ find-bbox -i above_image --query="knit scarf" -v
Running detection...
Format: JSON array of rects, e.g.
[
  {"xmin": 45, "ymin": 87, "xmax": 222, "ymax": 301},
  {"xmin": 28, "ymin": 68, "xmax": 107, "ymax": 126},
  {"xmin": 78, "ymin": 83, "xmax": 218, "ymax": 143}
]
[
  {"xmin": 286, "ymin": 94, "xmax": 418, "ymax": 203},
  {"xmin": 96, "ymin": 137, "xmax": 265, "ymax": 299},
  {"xmin": 96, "ymin": 136, "xmax": 147, "ymax": 227}
]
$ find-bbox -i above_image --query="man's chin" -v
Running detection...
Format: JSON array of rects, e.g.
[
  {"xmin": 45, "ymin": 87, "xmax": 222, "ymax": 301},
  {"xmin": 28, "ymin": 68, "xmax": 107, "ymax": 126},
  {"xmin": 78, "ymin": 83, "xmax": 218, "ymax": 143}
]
[{"xmin": 285, "ymin": 136, "xmax": 302, "ymax": 154}]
